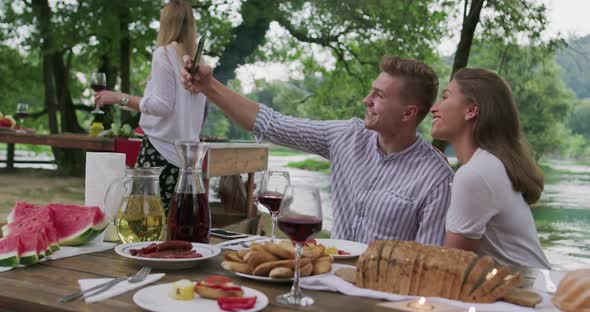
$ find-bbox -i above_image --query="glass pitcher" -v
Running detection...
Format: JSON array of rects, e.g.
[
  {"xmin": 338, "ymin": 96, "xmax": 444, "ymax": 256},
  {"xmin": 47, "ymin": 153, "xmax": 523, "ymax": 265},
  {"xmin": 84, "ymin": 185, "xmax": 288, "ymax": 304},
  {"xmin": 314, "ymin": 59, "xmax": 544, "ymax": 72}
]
[
  {"xmin": 104, "ymin": 167, "xmax": 166, "ymax": 243},
  {"xmin": 167, "ymin": 141, "xmax": 210, "ymax": 243}
]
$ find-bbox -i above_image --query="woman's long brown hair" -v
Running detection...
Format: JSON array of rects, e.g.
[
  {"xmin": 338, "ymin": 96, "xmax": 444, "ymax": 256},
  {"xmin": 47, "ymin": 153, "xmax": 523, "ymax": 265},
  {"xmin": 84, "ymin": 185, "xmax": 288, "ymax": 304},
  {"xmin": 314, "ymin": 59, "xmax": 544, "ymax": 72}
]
[{"xmin": 454, "ymin": 68, "xmax": 544, "ymax": 205}]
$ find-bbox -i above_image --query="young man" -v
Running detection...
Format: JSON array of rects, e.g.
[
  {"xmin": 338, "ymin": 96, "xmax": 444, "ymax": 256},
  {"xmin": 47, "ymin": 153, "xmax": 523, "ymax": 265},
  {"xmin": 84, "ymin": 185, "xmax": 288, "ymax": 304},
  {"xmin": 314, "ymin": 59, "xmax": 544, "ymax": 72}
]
[{"xmin": 181, "ymin": 56, "xmax": 453, "ymax": 245}]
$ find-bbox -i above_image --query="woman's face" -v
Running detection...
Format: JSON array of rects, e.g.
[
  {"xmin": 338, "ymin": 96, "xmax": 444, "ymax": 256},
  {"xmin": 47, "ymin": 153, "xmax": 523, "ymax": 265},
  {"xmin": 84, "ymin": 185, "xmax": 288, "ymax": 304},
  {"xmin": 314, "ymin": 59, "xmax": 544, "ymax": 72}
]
[{"xmin": 430, "ymin": 80, "xmax": 476, "ymax": 142}]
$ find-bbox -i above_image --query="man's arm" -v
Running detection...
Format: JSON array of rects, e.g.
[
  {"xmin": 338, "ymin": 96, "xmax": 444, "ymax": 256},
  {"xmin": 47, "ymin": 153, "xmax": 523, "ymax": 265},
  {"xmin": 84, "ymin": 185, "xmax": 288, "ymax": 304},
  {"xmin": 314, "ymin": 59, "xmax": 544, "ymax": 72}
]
[
  {"xmin": 180, "ymin": 57, "xmax": 351, "ymax": 158},
  {"xmin": 414, "ymin": 176, "xmax": 452, "ymax": 246},
  {"xmin": 180, "ymin": 57, "xmax": 258, "ymax": 131}
]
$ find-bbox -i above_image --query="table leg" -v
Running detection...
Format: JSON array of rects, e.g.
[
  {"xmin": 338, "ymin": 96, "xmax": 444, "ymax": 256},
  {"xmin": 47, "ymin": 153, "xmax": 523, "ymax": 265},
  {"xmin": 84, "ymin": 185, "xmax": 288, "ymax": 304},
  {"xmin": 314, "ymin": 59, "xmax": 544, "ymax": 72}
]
[
  {"xmin": 246, "ymin": 172, "xmax": 256, "ymax": 218},
  {"xmin": 6, "ymin": 143, "xmax": 15, "ymax": 170}
]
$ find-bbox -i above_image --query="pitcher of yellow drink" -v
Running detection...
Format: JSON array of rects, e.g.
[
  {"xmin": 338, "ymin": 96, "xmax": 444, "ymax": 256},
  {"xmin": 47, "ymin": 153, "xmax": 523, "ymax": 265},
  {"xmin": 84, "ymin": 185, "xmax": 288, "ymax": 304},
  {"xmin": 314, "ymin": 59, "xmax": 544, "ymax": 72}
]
[{"xmin": 104, "ymin": 167, "xmax": 166, "ymax": 243}]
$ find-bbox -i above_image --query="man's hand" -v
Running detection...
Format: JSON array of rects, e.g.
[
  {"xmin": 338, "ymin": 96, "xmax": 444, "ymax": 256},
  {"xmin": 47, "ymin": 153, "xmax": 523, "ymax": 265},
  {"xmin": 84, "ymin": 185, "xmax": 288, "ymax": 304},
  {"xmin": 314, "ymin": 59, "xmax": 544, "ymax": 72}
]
[{"xmin": 181, "ymin": 55, "xmax": 213, "ymax": 94}]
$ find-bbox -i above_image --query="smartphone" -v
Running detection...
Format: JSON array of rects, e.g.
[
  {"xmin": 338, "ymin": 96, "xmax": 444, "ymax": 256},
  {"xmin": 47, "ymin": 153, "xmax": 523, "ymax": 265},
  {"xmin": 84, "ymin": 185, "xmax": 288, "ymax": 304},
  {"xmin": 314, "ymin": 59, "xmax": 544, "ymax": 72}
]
[
  {"xmin": 210, "ymin": 229, "xmax": 249, "ymax": 239},
  {"xmin": 189, "ymin": 35, "xmax": 206, "ymax": 76}
]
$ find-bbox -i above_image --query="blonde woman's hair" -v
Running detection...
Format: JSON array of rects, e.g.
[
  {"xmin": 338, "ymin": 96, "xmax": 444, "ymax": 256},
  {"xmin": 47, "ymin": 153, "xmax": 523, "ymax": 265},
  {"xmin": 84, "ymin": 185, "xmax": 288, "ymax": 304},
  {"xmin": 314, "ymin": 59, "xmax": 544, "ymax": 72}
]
[
  {"xmin": 453, "ymin": 68, "xmax": 544, "ymax": 205},
  {"xmin": 157, "ymin": 0, "xmax": 197, "ymax": 63}
]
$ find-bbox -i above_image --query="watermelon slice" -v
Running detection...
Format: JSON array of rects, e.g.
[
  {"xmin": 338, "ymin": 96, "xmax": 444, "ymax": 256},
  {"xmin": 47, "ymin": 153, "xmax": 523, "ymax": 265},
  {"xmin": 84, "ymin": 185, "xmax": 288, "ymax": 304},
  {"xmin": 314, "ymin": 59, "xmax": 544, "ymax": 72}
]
[
  {"xmin": 0, "ymin": 202, "xmax": 109, "ymax": 267},
  {"xmin": 6, "ymin": 202, "xmax": 108, "ymax": 247},
  {"xmin": 16, "ymin": 232, "xmax": 40, "ymax": 265},
  {"xmin": 46, "ymin": 204, "xmax": 108, "ymax": 246},
  {"xmin": 0, "ymin": 236, "xmax": 19, "ymax": 267}
]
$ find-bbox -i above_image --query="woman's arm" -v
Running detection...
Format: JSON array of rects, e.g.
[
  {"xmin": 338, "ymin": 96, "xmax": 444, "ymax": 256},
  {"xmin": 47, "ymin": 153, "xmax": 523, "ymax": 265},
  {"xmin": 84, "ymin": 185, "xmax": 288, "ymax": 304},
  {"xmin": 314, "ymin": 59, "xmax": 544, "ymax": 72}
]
[
  {"xmin": 95, "ymin": 91, "xmax": 141, "ymax": 112},
  {"xmin": 443, "ymin": 231, "xmax": 480, "ymax": 251}
]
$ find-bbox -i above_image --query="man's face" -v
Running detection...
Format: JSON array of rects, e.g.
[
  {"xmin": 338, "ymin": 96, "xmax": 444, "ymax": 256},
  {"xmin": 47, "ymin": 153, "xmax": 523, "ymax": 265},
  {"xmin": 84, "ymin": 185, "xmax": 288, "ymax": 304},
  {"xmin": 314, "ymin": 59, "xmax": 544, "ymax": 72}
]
[{"xmin": 363, "ymin": 72, "xmax": 414, "ymax": 135}]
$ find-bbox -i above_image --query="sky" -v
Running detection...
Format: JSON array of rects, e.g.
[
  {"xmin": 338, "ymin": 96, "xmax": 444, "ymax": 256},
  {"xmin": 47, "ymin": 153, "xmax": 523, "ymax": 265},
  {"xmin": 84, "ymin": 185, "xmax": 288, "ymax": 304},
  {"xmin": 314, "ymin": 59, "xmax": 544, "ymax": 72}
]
[{"xmin": 237, "ymin": 0, "xmax": 590, "ymax": 92}]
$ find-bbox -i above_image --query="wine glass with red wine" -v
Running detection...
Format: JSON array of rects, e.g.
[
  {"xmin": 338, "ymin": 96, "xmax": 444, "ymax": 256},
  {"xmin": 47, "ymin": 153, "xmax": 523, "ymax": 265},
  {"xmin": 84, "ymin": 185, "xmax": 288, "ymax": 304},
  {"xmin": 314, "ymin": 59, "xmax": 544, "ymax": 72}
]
[
  {"xmin": 276, "ymin": 185, "xmax": 322, "ymax": 307},
  {"xmin": 15, "ymin": 103, "xmax": 29, "ymax": 133},
  {"xmin": 257, "ymin": 170, "xmax": 290, "ymax": 243},
  {"xmin": 90, "ymin": 72, "xmax": 106, "ymax": 114}
]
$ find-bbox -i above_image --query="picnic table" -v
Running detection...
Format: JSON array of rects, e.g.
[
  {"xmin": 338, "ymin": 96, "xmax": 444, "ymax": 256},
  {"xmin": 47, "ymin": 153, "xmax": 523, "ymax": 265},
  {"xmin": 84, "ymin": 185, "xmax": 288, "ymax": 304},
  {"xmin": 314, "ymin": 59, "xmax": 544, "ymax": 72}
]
[{"xmin": 0, "ymin": 237, "xmax": 378, "ymax": 312}]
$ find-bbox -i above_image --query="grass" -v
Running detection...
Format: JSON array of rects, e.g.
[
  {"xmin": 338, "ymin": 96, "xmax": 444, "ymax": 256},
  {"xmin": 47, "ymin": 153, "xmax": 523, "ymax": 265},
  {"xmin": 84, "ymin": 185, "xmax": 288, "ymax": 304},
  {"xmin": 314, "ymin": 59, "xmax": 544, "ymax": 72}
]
[
  {"xmin": 269, "ymin": 146, "xmax": 304, "ymax": 156},
  {"xmin": 286, "ymin": 159, "xmax": 331, "ymax": 174}
]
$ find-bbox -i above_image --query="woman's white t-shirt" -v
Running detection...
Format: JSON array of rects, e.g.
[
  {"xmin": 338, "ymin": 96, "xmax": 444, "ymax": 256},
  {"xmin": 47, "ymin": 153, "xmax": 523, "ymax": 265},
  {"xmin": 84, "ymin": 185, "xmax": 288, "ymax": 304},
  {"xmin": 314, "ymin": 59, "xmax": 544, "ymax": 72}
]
[
  {"xmin": 446, "ymin": 148, "xmax": 550, "ymax": 269},
  {"xmin": 139, "ymin": 44, "xmax": 206, "ymax": 167}
]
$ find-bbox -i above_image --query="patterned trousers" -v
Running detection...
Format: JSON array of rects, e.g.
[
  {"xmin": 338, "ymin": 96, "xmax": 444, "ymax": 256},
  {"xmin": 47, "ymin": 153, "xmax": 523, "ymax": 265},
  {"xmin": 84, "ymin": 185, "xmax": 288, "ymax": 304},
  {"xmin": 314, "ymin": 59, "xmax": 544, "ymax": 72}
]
[{"xmin": 135, "ymin": 136, "xmax": 179, "ymax": 213}]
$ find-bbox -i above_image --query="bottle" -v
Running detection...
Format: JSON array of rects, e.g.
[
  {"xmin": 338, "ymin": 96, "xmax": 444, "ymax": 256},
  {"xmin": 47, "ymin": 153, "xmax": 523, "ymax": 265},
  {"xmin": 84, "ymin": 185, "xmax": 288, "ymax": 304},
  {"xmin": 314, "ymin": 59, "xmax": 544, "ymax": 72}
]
[
  {"xmin": 89, "ymin": 111, "xmax": 104, "ymax": 137},
  {"xmin": 167, "ymin": 141, "xmax": 210, "ymax": 243},
  {"xmin": 89, "ymin": 122, "xmax": 104, "ymax": 137}
]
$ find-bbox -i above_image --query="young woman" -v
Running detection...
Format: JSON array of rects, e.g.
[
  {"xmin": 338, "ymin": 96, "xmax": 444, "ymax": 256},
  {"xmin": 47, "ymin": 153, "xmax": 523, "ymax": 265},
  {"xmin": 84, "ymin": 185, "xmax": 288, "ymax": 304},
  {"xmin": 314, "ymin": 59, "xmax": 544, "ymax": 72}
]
[
  {"xmin": 95, "ymin": 0, "xmax": 206, "ymax": 211},
  {"xmin": 430, "ymin": 68, "xmax": 550, "ymax": 269}
]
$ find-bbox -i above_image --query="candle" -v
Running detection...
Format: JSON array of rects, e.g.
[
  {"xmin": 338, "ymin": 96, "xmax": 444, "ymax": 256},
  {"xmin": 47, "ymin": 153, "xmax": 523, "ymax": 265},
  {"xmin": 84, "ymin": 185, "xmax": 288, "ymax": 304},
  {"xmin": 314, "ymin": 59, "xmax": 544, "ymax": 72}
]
[
  {"xmin": 486, "ymin": 268, "xmax": 497, "ymax": 280},
  {"xmin": 407, "ymin": 297, "xmax": 434, "ymax": 311}
]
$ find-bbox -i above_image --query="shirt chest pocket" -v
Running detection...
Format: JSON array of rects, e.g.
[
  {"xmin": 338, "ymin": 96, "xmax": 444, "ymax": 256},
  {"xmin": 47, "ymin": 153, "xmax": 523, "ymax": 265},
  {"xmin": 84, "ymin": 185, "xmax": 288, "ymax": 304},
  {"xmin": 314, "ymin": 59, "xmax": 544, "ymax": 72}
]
[
  {"xmin": 364, "ymin": 189, "xmax": 416, "ymax": 238},
  {"xmin": 385, "ymin": 189, "xmax": 415, "ymax": 205}
]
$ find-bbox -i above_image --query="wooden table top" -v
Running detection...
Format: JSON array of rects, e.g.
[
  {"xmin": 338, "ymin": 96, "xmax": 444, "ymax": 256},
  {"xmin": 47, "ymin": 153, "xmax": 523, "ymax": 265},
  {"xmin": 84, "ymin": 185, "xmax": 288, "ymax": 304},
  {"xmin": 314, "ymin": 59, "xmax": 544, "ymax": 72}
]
[{"xmin": 0, "ymin": 241, "xmax": 377, "ymax": 312}]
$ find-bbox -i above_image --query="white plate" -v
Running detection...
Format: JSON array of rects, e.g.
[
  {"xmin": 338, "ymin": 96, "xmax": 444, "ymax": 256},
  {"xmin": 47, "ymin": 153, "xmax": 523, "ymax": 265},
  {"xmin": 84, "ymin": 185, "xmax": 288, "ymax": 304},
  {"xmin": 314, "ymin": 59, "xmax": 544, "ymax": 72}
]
[
  {"xmin": 315, "ymin": 239, "xmax": 367, "ymax": 259},
  {"xmin": 115, "ymin": 241, "xmax": 221, "ymax": 269},
  {"xmin": 133, "ymin": 283, "xmax": 268, "ymax": 312}
]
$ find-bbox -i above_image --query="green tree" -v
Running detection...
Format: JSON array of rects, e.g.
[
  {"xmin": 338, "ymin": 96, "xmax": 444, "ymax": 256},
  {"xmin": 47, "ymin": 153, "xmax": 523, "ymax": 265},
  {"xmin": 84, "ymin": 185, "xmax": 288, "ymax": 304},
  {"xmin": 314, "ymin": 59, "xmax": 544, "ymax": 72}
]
[{"xmin": 569, "ymin": 100, "xmax": 590, "ymax": 140}]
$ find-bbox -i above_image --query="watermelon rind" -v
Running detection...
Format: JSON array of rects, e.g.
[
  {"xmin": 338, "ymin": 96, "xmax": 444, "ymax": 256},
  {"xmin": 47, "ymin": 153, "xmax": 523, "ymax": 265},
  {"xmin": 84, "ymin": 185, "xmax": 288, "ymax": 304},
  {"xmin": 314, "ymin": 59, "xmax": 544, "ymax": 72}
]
[
  {"xmin": 0, "ymin": 236, "xmax": 19, "ymax": 268},
  {"xmin": 17, "ymin": 234, "xmax": 39, "ymax": 266},
  {"xmin": 58, "ymin": 219, "xmax": 108, "ymax": 246}
]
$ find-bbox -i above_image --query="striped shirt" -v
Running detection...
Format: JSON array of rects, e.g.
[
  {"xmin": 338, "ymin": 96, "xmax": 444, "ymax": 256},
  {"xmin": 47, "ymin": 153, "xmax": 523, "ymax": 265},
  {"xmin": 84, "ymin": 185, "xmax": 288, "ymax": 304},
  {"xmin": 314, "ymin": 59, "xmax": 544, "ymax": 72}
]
[{"xmin": 252, "ymin": 104, "xmax": 454, "ymax": 245}]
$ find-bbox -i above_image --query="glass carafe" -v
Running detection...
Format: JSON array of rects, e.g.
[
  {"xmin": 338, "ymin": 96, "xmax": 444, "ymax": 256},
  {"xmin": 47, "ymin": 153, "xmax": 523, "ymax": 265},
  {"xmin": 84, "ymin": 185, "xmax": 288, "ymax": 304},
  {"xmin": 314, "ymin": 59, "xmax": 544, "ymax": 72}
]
[
  {"xmin": 104, "ymin": 167, "xmax": 166, "ymax": 243},
  {"xmin": 167, "ymin": 141, "xmax": 210, "ymax": 243}
]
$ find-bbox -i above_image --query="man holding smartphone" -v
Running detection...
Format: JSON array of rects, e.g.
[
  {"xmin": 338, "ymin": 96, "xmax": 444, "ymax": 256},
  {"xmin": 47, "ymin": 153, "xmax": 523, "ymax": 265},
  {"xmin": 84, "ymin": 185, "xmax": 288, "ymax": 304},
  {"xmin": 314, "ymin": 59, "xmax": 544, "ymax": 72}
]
[{"xmin": 181, "ymin": 55, "xmax": 453, "ymax": 246}]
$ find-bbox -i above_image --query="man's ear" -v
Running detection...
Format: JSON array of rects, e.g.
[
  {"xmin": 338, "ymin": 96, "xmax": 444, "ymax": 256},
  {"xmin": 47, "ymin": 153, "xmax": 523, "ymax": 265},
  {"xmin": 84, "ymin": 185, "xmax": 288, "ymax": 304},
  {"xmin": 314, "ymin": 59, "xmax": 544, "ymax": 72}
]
[
  {"xmin": 465, "ymin": 103, "xmax": 478, "ymax": 120},
  {"xmin": 402, "ymin": 105, "xmax": 419, "ymax": 122}
]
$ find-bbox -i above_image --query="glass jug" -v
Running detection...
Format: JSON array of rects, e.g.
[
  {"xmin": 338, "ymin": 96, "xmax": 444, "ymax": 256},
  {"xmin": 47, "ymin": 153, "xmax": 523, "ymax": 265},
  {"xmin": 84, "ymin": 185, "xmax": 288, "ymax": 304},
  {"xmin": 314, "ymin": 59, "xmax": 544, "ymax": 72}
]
[
  {"xmin": 104, "ymin": 167, "xmax": 166, "ymax": 243},
  {"xmin": 167, "ymin": 141, "xmax": 210, "ymax": 243}
]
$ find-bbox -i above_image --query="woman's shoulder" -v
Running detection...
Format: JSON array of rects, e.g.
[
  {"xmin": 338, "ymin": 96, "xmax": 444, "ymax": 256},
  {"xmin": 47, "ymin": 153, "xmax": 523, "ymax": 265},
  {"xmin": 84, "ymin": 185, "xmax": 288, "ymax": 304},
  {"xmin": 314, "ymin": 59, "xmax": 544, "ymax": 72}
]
[{"xmin": 456, "ymin": 149, "xmax": 507, "ymax": 187}]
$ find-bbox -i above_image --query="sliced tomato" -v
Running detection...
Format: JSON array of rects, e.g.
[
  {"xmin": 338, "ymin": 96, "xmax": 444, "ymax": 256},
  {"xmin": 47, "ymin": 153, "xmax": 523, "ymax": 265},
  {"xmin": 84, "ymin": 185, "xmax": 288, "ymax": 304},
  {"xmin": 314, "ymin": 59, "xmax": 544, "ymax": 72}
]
[
  {"xmin": 217, "ymin": 296, "xmax": 257, "ymax": 311},
  {"xmin": 338, "ymin": 249, "xmax": 350, "ymax": 255},
  {"xmin": 205, "ymin": 275, "xmax": 233, "ymax": 285}
]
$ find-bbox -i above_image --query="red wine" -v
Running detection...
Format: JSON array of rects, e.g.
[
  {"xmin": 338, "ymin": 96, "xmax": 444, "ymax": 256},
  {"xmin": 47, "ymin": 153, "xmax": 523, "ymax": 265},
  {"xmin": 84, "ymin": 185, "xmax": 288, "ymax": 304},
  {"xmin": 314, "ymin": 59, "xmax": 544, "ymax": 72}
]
[
  {"xmin": 90, "ymin": 84, "xmax": 106, "ymax": 92},
  {"xmin": 167, "ymin": 192, "xmax": 210, "ymax": 243},
  {"xmin": 15, "ymin": 112, "xmax": 28, "ymax": 120},
  {"xmin": 258, "ymin": 191, "xmax": 283, "ymax": 213},
  {"xmin": 278, "ymin": 216, "xmax": 322, "ymax": 243}
]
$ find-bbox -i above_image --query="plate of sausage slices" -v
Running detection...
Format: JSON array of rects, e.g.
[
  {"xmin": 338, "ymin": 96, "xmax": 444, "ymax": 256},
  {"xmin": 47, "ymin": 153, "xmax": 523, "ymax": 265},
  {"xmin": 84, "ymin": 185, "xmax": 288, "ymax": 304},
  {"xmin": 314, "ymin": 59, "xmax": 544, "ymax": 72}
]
[{"xmin": 115, "ymin": 240, "xmax": 221, "ymax": 269}]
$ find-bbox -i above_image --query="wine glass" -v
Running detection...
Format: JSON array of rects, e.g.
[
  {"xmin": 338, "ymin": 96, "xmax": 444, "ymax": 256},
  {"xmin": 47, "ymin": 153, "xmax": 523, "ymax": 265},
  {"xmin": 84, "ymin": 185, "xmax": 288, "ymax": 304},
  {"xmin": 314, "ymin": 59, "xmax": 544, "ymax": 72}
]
[
  {"xmin": 256, "ymin": 170, "xmax": 290, "ymax": 243},
  {"xmin": 276, "ymin": 185, "xmax": 322, "ymax": 307},
  {"xmin": 90, "ymin": 72, "xmax": 106, "ymax": 114},
  {"xmin": 15, "ymin": 103, "xmax": 29, "ymax": 133}
]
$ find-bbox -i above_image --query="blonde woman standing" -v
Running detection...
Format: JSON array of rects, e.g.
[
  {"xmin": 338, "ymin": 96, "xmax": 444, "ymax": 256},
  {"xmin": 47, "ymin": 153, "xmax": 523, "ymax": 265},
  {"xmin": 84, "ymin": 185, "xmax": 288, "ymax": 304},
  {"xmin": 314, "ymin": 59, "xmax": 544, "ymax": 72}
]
[
  {"xmin": 95, "ymin": 0, "xmax": 206, "ymax": 211},
  {"xmin": 430, "ymin": 68, "xmax": 550, "ymax": 269}
]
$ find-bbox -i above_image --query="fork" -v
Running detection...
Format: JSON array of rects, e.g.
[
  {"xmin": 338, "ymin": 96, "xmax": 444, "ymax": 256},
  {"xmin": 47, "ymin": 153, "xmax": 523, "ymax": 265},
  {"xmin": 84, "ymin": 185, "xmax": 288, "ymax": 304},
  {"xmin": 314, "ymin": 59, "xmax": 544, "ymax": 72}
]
[
  {"xmin": 58, "ymin": 266, "xmax": 151, "ymax": 303},
  {"xmin": 540, "ymin": 269, "xmax": 557, "ymax": 293}
]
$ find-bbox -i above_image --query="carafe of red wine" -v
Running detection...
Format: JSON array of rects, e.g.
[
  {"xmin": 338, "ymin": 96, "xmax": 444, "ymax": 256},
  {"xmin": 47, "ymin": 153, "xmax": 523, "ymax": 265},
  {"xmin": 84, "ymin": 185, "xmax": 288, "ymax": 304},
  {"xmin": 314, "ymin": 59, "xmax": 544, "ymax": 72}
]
[{"xmin": 167, "ymin": 141, "xmax": 210, "ymax": 243}]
